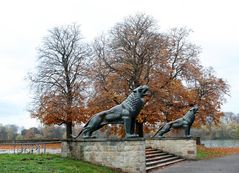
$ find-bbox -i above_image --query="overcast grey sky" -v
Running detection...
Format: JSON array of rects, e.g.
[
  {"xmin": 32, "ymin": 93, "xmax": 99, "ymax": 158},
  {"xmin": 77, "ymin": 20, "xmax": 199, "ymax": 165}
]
[{"xmin": 0, "ymin": 0, "xmax": 238, "ymax": 128}]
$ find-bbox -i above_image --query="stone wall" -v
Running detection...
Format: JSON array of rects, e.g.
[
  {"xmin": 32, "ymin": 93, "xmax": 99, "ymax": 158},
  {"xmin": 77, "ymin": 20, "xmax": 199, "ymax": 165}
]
[
  {"xmin": 146, "ymin": 138, "xmax": 197, "ymax": 159},
  {"xmin": 61, "ymin": 138, "xmax": 197, "ymax": 172},
  {"xmin": 61, "ymin": 138, "xmax": 146, "ymax": 173}
]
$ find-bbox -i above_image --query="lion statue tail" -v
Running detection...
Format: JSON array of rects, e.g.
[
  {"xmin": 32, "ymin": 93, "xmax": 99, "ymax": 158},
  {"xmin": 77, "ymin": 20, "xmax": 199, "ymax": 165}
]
[
  {"xmin": 152, "ymin": 123, "xmax": 166, "ymax": 138},
  {"xmin": 71, "ymin": 129, "xmax": 83, "ymax": 139},
  {"xmin": 71, "ymin": 120, "xmax": 90, "ymax": 139}
]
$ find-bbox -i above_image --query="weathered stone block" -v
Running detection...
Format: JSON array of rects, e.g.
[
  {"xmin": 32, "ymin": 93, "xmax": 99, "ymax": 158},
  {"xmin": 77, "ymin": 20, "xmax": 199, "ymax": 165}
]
[{"xmin": 61, "ymin": 139, "xmax": 146, "ymax": 173}]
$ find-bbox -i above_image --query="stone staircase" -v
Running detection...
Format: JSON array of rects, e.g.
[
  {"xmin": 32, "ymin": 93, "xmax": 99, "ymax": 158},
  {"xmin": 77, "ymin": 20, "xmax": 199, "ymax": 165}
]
[{"xmin": 145, "ymin": 147, "xmax": 185, "ymax": 172}]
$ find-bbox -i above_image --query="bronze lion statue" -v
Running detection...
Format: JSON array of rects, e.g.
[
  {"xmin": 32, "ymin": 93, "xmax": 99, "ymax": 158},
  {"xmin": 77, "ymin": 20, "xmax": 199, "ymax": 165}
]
[
  {"xmin": 73, "ymin": 85, "xmax": 149, "ymax": 138},
  {"xmin": 153, "ymin": 105, "xmax": 199, "ymax": 138}
]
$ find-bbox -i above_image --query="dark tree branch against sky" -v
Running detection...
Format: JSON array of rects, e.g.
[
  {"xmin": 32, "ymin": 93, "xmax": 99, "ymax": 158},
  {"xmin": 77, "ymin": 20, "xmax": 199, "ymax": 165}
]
[
  {"xmin": 89, "ymin": 14, "xmax": 229, "ymax": 136},
  {"xmin": 28, "ymin": 24, "xmax": 91, "ymax": 139}
]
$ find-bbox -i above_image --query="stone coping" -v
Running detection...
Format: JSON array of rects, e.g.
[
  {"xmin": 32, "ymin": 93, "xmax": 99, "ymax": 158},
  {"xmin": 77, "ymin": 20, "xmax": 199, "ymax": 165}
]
[
  {"xmin": 148, "ymin": 137, "xmax": 198, "ymax": 140},
  {"xmin": 62, "ymin": 137, "xmax": 198, "ymax": 142},
  {"xmin": 62, "ymin": 137, "xmax": 145, "ymax": 142}
]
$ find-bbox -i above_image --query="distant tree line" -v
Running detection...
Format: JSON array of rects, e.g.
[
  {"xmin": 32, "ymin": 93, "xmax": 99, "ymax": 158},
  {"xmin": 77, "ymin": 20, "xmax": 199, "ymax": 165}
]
[
  {"xmin": 191, "ymin": 112, "xmax": 239, "ymax": 139},
  {"xmin": 147, "ymin": 112, "xmax": 239, "ymax": 139},
  {"xmin": 0, "ymin": 124, "xmax": 65, "ymax": 140},
  {"xmin": 1, "ymin": 111, "xmax": 238, "ymax": 140}
]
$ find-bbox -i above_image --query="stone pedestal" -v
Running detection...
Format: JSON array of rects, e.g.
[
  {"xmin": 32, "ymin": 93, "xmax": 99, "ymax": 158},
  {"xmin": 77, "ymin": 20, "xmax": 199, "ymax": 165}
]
[{"xmin": 62, "ymin": 138, "xmax": 146, "ymax": 173}]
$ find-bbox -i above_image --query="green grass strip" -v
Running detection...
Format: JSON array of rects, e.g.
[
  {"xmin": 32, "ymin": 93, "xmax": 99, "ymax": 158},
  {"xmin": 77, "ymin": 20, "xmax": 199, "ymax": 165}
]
[{"xmin": 0, "ymin": 154, "xmax": 118, "ymax": 173}]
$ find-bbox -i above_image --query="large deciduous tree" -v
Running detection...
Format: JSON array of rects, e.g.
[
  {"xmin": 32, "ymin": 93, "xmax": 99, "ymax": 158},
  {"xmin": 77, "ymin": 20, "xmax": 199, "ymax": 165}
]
[
  {"xmin": 91, "ymin": 14, "xmax": 162, "ymax": 136},
  {"xmin": 189, "ymin": 67, "xmax": 230, "ymax": 125},
  {"xmin": 89, "ymin": 14, "xmax": 229, "ymax": 137},
  {"xmin": 28, "ymin": 24, "xmax": 91, "ymax": 139}
]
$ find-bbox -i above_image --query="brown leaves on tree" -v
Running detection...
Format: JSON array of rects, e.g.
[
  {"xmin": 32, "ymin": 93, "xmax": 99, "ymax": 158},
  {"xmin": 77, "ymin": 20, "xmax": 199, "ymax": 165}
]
[
  {"xmin": 28, "ymin": 24, "xmax": 91, "ymax": 139},
  {"xmin": 88, "ymin": 14, "xmax": 230, "ymax": 136},
  {"xmin": 28, "ymin": 14, "xmax": 230, "ymax": 138}
]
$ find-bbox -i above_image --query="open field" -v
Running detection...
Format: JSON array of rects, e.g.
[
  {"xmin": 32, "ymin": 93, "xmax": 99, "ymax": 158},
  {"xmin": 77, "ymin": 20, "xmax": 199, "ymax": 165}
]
[{"xmin": 0, "ymin": 154, "xmax": 119, "ymax": 173}]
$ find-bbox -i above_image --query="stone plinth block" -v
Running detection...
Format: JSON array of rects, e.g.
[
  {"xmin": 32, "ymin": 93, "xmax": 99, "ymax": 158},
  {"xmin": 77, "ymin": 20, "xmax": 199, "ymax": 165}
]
[{"xmin": 61, "ymin": 138, "xmax": 146, "ymax": 173}]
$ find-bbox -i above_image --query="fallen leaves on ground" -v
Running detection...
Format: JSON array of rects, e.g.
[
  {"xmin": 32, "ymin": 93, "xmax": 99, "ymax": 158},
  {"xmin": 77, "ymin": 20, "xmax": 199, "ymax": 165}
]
[
  {"xmin": 197, "ymin": 145, "xmax": 239, "ymax": 159},
  {"xmin": 0, "ymin": 143, "xmax": 61, "ymax": 150}
]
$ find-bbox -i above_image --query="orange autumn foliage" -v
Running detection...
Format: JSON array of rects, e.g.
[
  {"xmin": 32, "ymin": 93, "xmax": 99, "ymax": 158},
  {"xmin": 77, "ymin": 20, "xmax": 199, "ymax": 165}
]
[
  {"xmin": 85, "ymin": 14, "xmax": 229, "ymax": 136},
  {"xmin": 29, "ymin": 15, "xmax": 230, "ymax": 139},
  {"xmin": 28, "ymin": 24, "xmax": 91, "ymax": 139}
]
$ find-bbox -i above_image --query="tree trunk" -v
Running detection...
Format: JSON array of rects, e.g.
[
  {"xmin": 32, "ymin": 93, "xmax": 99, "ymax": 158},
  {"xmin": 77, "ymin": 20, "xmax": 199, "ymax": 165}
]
[
  {"xmin": 136, "ymin": 121, "xmax": 144, "ymax": 137},
  {"xmin": 66, "ymin": 122, "xmax": 73, "ymax": 139}
]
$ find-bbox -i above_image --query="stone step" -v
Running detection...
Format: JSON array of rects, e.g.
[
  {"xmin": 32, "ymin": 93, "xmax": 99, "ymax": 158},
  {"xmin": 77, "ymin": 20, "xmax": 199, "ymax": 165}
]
[
  {"xmin": 146, "ymin": 152, "xmax": 168, "ymax": 159},
  {"xmin": 146, "ymin": 154, "xmax": 174, "ymax": 162},
  {"xmin": 145, "ymin": 148, "xmax": 156, "ymax": 152},
  {"xmin": 145, "ymin": 150, "xmax": 164, "ymax": 155},
  {"xmin": 146, "ymin": 156, "xmax": 180, "ymax": 167},
  {"xmin": 145, "ymin": 147, "xmax": 155, "ymax": 151},
  {"xmin": 146, "ymin": 158, "xmax": 185, "ymax": 172},
  {"xmin": 145, "ymin": 147, "xmax": 186, "ymax": 172}
]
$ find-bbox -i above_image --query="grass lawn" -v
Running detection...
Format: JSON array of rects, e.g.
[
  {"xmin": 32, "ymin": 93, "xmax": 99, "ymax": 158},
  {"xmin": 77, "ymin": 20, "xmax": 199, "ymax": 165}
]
[
  {"xmin": 0, "ymin": 154, "xmax": 119, "ymax": 173},
  {"xmin": 197, "ymin": 145, "xmax": 239, "ymax": 160}
]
